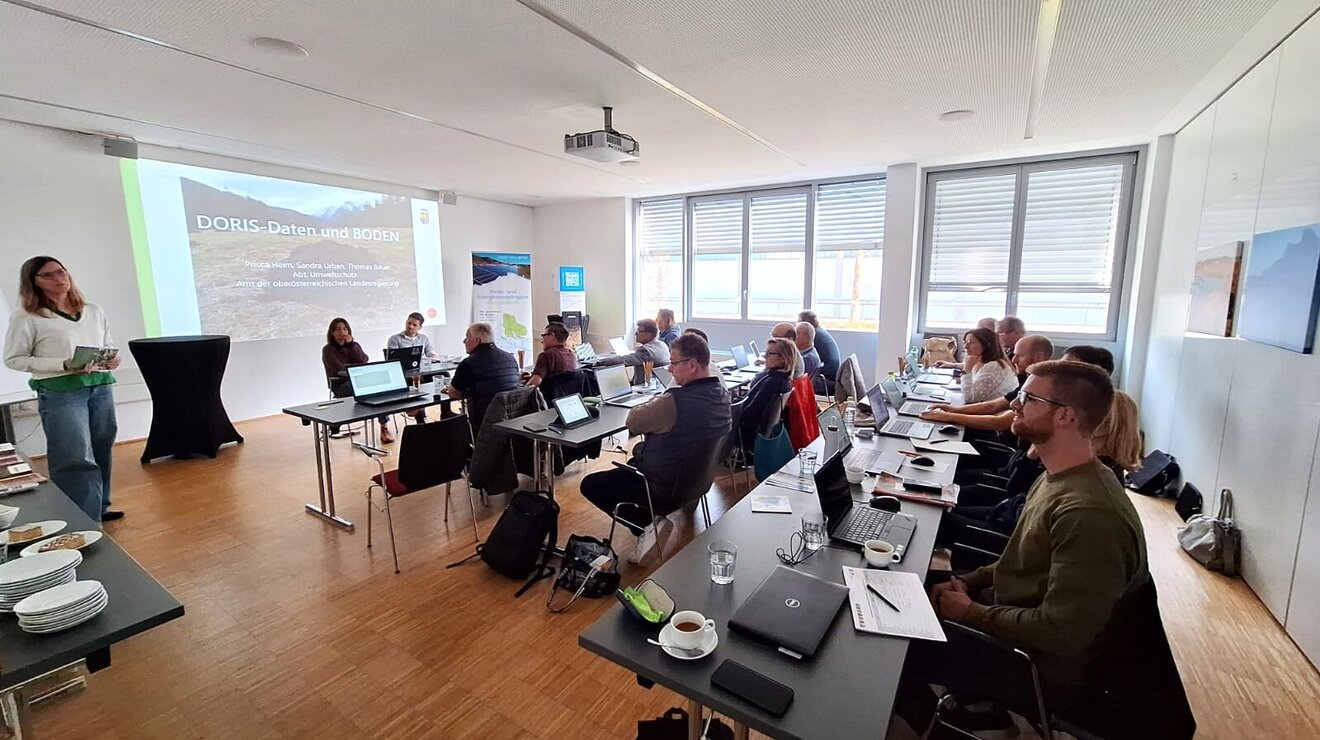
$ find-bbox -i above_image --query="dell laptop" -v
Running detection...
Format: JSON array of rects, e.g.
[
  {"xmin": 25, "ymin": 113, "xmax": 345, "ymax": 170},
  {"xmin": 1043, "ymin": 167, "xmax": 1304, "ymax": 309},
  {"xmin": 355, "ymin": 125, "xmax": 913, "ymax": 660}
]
[
  {"xmin": 550, "ymin": 393, "xmax": 596, "ymax": 430},
  {"xmin": 814, "ymin": 447, "xmax": 917, "ymax": 561},
  {"xmin": 880, "ymin": 378, "xmax": 936, "ymax": 417},
  {"xmin": 730, "ymin": 566, "xmax": 849, "ymax": 659},
  {"xmin": 385, "ymin": 345, "xmax": 424, "ymax": 375},
  {"xmin": 596, "ymin": 364, "xmax": 654, "ymax": 408},
  {"xmin": 347, "ymin": 360, "xmax": 418, "ymax": 406},
  {"xmin": 875, "ymin": 402, "xmax": 935, "ymax": 440}
]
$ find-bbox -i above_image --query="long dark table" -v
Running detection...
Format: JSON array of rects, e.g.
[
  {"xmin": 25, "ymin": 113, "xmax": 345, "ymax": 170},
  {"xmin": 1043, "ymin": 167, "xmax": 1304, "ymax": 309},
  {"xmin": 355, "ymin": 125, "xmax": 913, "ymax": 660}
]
[
  {"xmin": 1, "ymin": 479, "xmax": 184, "ymax": 734},
  {"xmin": 282, "ymin": 382, "xmax": 450, "ymax": 531},
  {"xmin": 579, "ymin": 417, "xmax": 966, "ymax": 739}
]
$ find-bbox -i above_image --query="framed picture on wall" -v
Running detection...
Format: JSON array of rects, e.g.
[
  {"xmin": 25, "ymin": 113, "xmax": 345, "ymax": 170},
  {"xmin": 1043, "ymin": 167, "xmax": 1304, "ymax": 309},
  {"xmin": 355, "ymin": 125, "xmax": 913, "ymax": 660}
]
[
  {"xmin": 1186, "ymin": 241, "xmax": 1243, "ymax": 337},
  {"xmin": 1236, "ymin": 224, "xmax": 1320, "ymax": 354}
]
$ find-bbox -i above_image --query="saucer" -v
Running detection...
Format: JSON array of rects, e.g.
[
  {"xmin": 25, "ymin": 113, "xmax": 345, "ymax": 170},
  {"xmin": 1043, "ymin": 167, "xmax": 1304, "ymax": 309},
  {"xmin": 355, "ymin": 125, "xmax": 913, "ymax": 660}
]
[{"xmin": 658, "ymin": 621, "xmax": 718, "ymax": 660}]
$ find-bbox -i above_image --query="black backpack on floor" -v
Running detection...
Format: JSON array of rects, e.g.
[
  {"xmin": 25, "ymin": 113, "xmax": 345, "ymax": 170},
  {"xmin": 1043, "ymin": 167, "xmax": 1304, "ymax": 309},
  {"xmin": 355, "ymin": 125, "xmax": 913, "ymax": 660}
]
[{"xmin": 478, "ymin": 490, "xmax": 558, "ymax": 578}]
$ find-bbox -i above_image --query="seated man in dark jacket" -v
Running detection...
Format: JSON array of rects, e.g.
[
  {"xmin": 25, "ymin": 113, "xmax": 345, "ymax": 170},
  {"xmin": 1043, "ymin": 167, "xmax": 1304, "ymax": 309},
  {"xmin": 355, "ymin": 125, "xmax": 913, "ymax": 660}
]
[
  {"xmin": 445, "ymin": 322, "xmax": 521, "ymax": 432},
  {"xmin": 581, "ymin": 333, "xmax": 731, "ymax": 562}
]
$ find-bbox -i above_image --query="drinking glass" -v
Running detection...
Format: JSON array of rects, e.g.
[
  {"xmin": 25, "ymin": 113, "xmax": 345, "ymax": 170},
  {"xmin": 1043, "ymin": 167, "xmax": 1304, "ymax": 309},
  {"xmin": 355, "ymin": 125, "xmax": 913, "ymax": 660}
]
[
  {"xmin": 709, "ymin": 540, "xmax": 737, "ymax": 584},
  {"xmin": 797, "ymin": 450, "xmax": 818, "ymax": 481},
  {"xmin": 801, "ymin": 512, "xmax": 827, "ymax": 551}
]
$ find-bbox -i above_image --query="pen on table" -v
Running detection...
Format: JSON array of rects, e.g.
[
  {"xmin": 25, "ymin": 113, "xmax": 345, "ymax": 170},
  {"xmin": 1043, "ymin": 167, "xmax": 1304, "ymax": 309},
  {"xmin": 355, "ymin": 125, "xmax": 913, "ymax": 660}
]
[
  {"xmin": 545, "ymin": 426, "xmax": 563, "ymax": 435},
  {"xmin": 866, "ymin": 583, "xmax": 902, "ymax": 613},
  {"xmin": 315, "ymin": 400, "xmax": 344, "ymax": 408},
  {"xmin": 925, "ymin": 439, "xmax": 948, "ymax": 445}
]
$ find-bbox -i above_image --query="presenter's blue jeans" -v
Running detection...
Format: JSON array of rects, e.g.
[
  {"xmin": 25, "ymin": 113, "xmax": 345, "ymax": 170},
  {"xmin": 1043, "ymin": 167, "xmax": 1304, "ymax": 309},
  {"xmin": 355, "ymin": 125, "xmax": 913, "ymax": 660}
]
[{"xmin": 37, "ymin": 384, "xmax": 117, "ymax": 522}]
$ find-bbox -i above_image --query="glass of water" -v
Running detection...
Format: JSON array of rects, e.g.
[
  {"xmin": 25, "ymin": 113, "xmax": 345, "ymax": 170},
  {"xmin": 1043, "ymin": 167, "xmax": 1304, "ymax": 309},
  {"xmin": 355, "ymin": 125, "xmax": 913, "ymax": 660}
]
[
  {"xmin": 709, "ymin": 540, "xmax": 737, "ymax": 584},
  {"xmin": 801, "ymin": 512, "xmax": 827, "ymax": 551},
  {"xmin": 797, "ymin": 450, "xmax": 818, "ymax": 481}
]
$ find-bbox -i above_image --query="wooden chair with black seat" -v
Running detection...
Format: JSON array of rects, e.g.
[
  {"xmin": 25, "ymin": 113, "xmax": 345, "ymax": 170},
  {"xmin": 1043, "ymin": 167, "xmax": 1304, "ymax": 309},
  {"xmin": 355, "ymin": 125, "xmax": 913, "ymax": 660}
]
[
  {"xmin": 927, "ymin": 578, "xmax": 1195, "ymax": 740},
  {"xmin": 354, "ymin": 416, "xmax": 476, "ymax": 573},
  {"xmin": 608, "ymin": 439, "xmax": 728, "ymax": 563}
]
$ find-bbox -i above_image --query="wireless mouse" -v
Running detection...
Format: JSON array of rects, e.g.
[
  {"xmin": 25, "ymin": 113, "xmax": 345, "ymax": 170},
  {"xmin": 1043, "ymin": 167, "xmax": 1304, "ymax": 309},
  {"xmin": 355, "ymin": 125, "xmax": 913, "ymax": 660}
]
[
  {"xmin": 869, "ymin": 495, "xmax": 902, "ymax": 512},
  {"xmin": 939, "ymin": 424, "xmax": 959, "ymax": 434},
  {"xmin": 909, "ymin": 455, "xmax": 936, "ymax": 467}
]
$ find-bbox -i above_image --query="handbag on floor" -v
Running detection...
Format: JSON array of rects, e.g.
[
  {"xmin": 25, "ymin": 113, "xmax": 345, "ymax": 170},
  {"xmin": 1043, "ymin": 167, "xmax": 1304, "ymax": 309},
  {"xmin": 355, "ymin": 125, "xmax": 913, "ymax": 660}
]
[
  {"xmin": 1178, "ymin": 488, "xmax": 1240, "ymax": 576},
  {"xmin": 546, "ymin": 533, "xmax": 619, "ymax": 613},
  {"xmin": 1126, "ymin": 450, "xmax": 1181, "ymax": 497},
  {"xmin": 636, "ymin": 707, "xmax": 733, "ymax": 740},
  {"xmin": 478, "ymin": 490, "xmax": 558, "ymax": 578}
]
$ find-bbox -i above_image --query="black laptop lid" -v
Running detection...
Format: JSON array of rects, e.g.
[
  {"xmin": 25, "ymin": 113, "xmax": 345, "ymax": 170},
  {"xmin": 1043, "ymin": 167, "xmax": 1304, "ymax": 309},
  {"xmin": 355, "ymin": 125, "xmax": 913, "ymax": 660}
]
[
  {"xmin": 730, "ymin": 566, "xmax": 849, "ymax": 658},
  {"xmin": 386, "ymin": 345, "xmax": 424, "ymax": 370},
  {"xmin": 813, "ymin": 447, "xmax": 854, "ymax": 531}
]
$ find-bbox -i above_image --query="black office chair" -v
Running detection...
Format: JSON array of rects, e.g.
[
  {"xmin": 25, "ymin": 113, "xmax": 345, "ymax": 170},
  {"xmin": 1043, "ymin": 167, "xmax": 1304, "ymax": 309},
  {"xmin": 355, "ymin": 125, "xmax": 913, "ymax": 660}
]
[
  {"xmin": 539, "ymin": 369, "xmax": 588, "ymax": 402},
  {"xmin": 609, "ymin": 438, "xmax": 728, "ymax": 562},
  {"xmin": 923, "ymin": 621, "xmax": 1053, "ymax": 739},
  {"xmin": 354, "ymin": 417, "xmax": 475, "ymax": 573}
]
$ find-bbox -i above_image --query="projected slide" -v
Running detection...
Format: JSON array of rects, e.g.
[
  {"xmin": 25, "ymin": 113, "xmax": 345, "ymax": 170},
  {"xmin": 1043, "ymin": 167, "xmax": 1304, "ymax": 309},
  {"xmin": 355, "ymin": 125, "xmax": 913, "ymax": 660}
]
[{"xmin": 120, "ymin": 159, "xmax": 445, "ymax": 341}]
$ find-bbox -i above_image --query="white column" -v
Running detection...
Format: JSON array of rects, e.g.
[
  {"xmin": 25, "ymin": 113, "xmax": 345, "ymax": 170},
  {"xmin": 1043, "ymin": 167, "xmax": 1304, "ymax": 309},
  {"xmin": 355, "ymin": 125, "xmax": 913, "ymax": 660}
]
[{"xmin": 875, "ymin": 162, "xmax": 921, "ymax": 376}]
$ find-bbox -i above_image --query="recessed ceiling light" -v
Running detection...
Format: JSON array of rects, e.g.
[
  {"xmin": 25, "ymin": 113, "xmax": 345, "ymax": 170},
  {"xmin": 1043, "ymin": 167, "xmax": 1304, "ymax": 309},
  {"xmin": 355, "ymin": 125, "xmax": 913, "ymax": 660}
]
[
  {"xmin": 250, "ymin": 37, "xmax": 309, "ymax": 60},
  {"xmin": 619, "ymin": 160, "xmax": 642, "ymax": 167},
  {"xmin": 938, "ymin": 109, "xmax": 975, "ymax": 122}
]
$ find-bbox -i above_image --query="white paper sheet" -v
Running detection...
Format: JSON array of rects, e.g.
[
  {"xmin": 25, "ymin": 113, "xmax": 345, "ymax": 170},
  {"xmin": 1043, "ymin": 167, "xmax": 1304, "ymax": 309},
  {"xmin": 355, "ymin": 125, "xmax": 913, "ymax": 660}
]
[
  {"xmin": 911, "ymin": 438, "xmax": 980, "ymax": 455},
  {"xmin": 842, "ymin": 566, "xmax": 947, "ymax": 642},
  {"xmin": 750, "ymin": 494, "xmax": 794, "ymax": 513}
]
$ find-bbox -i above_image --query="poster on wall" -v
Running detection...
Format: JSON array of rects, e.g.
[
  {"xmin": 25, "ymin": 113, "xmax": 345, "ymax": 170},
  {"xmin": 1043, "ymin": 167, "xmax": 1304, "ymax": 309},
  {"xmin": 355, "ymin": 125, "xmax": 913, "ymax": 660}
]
[
  {"xmin": 471, "ymin": 252, "xmax": 533, "ymax": 356},
  {"xmin": 558, "ymin": 265, "xmax": 586, "ymax": 313},
  {"xmin": 1236, "ymin": 224, "xmax": 1320, "ymax": 354},
  {"xmin": 1186, "ymin": 241, "xmax": 1243, "ymax": 337}
]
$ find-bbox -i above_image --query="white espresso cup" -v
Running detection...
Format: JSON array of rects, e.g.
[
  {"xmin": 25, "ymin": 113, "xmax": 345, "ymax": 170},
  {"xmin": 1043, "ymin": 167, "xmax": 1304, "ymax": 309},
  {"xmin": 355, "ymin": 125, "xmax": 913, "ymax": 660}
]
[
  {"xmin": 845, "ymin": 465, "xmax": 866, "ymax": 485},
  {"xmin": 668, "ymin": 610, "xmax": 716, "ymax": 650},
  {"xmin": 863, "ymin": 539, "xmax": 895, "ymax": 568}
]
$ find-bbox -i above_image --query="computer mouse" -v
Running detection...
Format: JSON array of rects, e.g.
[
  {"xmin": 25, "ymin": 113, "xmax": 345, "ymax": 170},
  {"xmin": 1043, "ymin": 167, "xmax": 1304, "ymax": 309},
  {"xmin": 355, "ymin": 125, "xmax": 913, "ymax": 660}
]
[
  {"xmin": 939, "ymin": 424, "xmax": 960, "ymax": 434},
  {"xmin": 909, "ymin": 455, "xmax": 936, "ymax": 467},
  {"xmin": 869, "ymin": 495, "xmax": 902, "ymax": 512}
]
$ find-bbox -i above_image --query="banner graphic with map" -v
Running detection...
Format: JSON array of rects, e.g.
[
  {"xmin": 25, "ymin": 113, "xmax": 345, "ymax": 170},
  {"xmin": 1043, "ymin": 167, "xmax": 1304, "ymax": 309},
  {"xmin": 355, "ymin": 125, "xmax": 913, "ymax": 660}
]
[{"xmin": 471, "ymin": 252, "xmax": 533, "ymax": 356}]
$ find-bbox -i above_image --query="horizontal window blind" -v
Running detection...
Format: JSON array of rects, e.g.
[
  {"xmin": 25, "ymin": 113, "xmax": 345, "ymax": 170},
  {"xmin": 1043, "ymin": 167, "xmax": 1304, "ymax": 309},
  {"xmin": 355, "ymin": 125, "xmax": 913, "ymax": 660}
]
[
  {"xmin": 636, "ymin": 198, "xmax": 685, "ymax": 320},
  {"xmin": 816, "ymin": 179, "xmax": 885, "ymax": 251},
  {"xmin": 928, "ymin": 173, "xmax": 1016, "ymax": 288},
  {"xmin": 1019, "ymin": 164, "xmax": 1124, "ymax": 290},
  {"xmin": 692, "ymin": 198, "xmax": 744, "ymax": 255},
  {"xmin": 638, "ymin": 199, "xmax": 683, "ymax": 257},
  {"xmin": 750, "ymin": 192, "xmax": 807, "ymax": 253}
]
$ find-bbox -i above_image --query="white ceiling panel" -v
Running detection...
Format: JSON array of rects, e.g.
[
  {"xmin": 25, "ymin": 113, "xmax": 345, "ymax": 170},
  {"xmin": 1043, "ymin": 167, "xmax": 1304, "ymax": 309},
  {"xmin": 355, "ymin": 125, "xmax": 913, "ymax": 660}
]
[{"xmin": 0, "ymin": 0, "xmax": 1302, "ymax": 202}]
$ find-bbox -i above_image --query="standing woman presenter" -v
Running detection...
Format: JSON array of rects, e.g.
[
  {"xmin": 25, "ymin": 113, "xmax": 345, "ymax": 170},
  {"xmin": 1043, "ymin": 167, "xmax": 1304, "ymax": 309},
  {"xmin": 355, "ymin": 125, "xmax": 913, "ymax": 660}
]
[{"xmin": 3, "ymin": 257, "xmax": 123, "ymax": 522}]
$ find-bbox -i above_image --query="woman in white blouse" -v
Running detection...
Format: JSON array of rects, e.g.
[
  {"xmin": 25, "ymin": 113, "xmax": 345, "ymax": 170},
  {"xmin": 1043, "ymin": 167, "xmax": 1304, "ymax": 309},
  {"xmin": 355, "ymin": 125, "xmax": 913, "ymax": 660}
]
[{"xmin": 959, "ymin": 327, "xmax": 1018, "ymax": 404}]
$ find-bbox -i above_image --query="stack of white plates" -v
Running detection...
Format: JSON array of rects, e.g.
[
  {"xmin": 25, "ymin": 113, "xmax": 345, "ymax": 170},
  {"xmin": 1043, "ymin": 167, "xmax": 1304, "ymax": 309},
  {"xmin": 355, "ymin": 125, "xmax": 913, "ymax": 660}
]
[
  {"xmin": 0, "ymin": 550, "xmax": 81, "ymax": 612},
  {"xmin": 14, "ymin": 580, "xmax": 108, "ymax": 634}
]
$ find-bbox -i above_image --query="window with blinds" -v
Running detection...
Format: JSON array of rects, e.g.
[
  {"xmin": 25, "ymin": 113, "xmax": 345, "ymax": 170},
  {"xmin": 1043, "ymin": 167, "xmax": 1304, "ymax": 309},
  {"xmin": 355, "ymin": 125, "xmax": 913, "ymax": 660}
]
[
  {"xmin": 921, "ymin": 154, "xmax": 1135, "ymax": 338},
  {"xmin": 634, "ymin": 176, "xmax": 887, "ymax": 329},
  {"xmin": 636, "ymin": 199, "xmax": 684, "ymax": 321},
  {"xmin": 814, "ymin": 179, "xmax": 886, "ymax": 330}
]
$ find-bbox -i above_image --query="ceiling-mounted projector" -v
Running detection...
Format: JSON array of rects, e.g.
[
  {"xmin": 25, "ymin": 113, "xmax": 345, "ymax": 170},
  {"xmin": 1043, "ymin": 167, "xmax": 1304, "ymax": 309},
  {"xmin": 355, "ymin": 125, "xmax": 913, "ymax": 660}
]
[{"xmin": 564, "ymin": 107, "xmax": 639, "ymax": 163}]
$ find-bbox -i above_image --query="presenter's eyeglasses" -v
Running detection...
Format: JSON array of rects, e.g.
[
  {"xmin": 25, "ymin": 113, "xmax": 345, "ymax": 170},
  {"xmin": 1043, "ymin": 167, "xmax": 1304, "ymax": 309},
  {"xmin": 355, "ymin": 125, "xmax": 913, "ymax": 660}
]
[{"xmin": 36, "ymin": 268, "xmax": 69, "ymax": 280}]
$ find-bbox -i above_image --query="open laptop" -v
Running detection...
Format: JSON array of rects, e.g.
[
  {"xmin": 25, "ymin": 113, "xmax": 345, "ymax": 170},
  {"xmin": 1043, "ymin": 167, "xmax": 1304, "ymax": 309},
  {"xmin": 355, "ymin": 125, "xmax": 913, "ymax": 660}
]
[
  {"xmin": 608, "ymin": 336, "xmax": 632, "ymax": 355},
  {"xmin": 880, "ymin": 378, "xmax": 936, "ymax": 417},
  {"xmin": 875, "ymin": 402, "xmax": 935, "ymax": 440},
  {"xmin": 729, "ymin": 566, "xmax": 849, "ymax": 659},
  {"xmin": 652, "ymin": 366, "xmax": 674, "ymax": 388},
  {"xmin": 915, "ymin": 367, "xmax": 956, "ymax": 385},
  {"xmin": 575, "ymin": 342, "xmax": 599, "ymax": 364},
  {"xmin": 814, "ymin": 446, "xmax": 917, "ymax": 561},
  {"xmin": 550, "ymin": 393, "xmax": 596, "ymax": 430},
  {"xmin": 385, "ymin": 345, "xmax": 424, "ymax": 375},
  {"xmin": 347, "ymin": 360, "xmax": 418, "ymax": 406},
  {"xmin": 596, "ymin": 364, "xmax": 654, "ymax": 408}
]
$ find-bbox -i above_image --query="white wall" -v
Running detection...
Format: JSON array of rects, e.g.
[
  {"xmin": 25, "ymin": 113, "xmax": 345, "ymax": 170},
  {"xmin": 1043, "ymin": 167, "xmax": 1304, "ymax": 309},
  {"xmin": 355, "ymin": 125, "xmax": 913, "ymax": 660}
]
[
  {"xmin": 1133, "ymin": 12, "xmax": 1320, "ymax": 665},
  {"xmin": 0, "ymin": 119, "xmax": 533, "ymax": 455},
  {"xmin": 531, "ymin": 198, "xmax": 629, "ymax": 343}
]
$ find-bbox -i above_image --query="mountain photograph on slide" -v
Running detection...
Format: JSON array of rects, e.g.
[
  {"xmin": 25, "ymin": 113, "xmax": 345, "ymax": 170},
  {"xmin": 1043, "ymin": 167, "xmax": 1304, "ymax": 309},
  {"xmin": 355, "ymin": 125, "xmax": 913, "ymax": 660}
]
[{"xmin": 180, "ymin": 177, "xmax": 419, "ymax": 340}]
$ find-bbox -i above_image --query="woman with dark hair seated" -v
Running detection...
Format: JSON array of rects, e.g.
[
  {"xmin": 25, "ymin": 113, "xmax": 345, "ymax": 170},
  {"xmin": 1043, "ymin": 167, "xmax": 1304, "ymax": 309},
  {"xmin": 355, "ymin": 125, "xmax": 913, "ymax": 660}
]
[
  {"xmin": 738, "ymin": 337, "xmax": 799, "ymax": 459},
  {"xmin": 322, "ymin": 317, "xmax": 395, "ymax": 442}
]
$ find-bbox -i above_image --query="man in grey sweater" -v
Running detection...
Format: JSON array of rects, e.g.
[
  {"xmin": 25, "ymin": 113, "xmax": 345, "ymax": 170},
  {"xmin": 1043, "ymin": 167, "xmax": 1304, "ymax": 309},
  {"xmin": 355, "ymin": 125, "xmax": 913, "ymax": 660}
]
[{"xmin": 594, "ymin": 318, "xmax": 670, "ymax": 382}]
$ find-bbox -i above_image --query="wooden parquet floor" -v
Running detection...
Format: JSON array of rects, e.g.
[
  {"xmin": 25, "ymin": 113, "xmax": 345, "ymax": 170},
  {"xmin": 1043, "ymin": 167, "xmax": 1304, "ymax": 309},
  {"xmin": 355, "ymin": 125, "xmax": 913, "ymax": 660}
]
[{"xmin": 18, "ymin": 414, "xmax": 1320, "ymax": 739}]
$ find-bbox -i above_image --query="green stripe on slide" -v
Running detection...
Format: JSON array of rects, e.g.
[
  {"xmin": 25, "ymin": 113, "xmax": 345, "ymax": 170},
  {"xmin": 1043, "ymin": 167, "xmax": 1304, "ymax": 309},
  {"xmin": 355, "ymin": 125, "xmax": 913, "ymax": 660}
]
[{"xmin": 120, "ymin": 159, "xmax": 161, "ymax": 337}]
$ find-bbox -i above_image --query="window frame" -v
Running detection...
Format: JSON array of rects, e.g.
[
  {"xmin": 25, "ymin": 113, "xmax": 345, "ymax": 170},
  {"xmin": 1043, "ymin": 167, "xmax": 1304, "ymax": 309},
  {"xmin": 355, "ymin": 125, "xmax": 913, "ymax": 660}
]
[
  {"xmin": 917, "ymin": 151, "xmax": 1140, "ymax": 342},
  {"xmin": 634, "ymin": 174, "xmax": 885, "ymax": 331}
]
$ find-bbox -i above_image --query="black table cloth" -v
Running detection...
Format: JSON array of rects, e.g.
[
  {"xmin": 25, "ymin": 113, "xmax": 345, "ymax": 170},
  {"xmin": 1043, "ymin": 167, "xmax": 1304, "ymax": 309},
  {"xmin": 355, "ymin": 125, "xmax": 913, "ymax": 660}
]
[{"xmin": 128, "ymin": 335, "xmax": 243, "ymax": 463}]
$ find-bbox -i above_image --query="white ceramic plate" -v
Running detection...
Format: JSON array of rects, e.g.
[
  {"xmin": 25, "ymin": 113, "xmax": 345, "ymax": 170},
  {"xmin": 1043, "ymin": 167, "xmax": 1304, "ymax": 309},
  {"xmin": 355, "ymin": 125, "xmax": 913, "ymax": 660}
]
[
  {"xmin": 0, "ymin": 520, "xmax": 67, "ymax": 547},
  {"xmin": 657, "ymin": 622, "xmax": 719, "ymax": 661},
  {"xmin": 20, "ymin": 593, "xmax": 108, "ymax": 626},
  {"xmin": 20, "ymin": 601, "xmax": 106, "ymax": 633},
  {"xmin": 0, "ymin": 549, "xmax": 81, "ymax": 586},
  {"xmin": 19, "ymin": 530, "xmax": 103, "ymax": 558},
  {"xmin": 14, "ymin": 579, "xmax": 104, "ymax": 617},
  {"xmin": 0, "ymin": 569, "xmax": 77, "ymax": 597}
]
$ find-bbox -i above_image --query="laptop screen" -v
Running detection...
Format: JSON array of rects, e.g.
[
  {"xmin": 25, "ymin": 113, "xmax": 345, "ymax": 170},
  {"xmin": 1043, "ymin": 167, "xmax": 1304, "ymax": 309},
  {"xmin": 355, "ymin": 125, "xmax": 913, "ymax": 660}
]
[
  {"xmin": 749, "ymin": 340, "xmax": 761, "ymax": 359},
  {"xmin": 347, "ymin": 361, "xmax": 407, "ymax": 397},
  {"xmin": 880, "ymin": 378, "xmax": 906, "ymax": 408},
  {"xmin": 730, "ymin": 345, "xmax": 749, "ymax": 368},
  {"xmin": 863, "ymin": 382, "xmax": 887, "ymax": 414},
  {"xmin": 653, "ymin": 367, "xmax": 673, "ymax": 388},
  {"xmin": 553, "ymin": 394, "xmax": 591, "ymax": 425},
  {"xmin": 609, "ymin": 337, "xmax": 631, "ymax": 355},
  {"xmin": 813, "ymin": 448, "xmax": 855, "ymax": 530},
  {"xmin": 595, "ymin": 364, "xmax": 631, "ymax": 399}
]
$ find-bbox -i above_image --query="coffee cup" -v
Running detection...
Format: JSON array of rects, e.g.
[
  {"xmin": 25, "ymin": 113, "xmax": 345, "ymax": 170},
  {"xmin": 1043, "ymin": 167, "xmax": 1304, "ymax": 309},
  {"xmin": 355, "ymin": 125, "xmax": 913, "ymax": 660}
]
[
  {"xmin": 845, "ymin": 465, "xmax": 866, "ymax": 485},
  {"xmin": 863, "ymin": 539, "xmax": 895, "ymax": 568},
  {"xmin": 668, "ymin": 609, "xmax": 716, "ymax": 650}
]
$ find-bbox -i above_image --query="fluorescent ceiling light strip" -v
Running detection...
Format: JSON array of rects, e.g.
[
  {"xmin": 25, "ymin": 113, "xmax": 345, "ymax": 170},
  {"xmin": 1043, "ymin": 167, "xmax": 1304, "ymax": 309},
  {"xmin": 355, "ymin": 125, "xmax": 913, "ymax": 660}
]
[
  {"xmin": 515, "ymin": 0, "xmax": 804, "ymax": 167},
  {"xmin": 1024, "ymin": 0, "xmax": 1062, "ymax": 140},
  {"xmin": 1, "ymin": 0, "xmax": 644, "ymax": 183}
]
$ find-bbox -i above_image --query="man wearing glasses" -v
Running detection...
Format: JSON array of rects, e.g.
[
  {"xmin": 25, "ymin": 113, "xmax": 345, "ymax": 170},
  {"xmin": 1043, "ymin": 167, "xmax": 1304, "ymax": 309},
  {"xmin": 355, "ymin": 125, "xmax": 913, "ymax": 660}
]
[
  {"xmin": 524, "ymin": 322, "xmax": 576, "ymax": 388},
  {"xmin": 580, "ymin": 334, "xmax": 731, "ymax": 563},
  {"xmin": 997, "ymin": 315, "xmax": 1027, "ymax": 358},
  {"xmin": 897, "ymin": 360, "xmax": 1149, "ymax": 733},
  {"xmin": 593, "ymin": 318, "xmax": 670, "ymax": 377}
]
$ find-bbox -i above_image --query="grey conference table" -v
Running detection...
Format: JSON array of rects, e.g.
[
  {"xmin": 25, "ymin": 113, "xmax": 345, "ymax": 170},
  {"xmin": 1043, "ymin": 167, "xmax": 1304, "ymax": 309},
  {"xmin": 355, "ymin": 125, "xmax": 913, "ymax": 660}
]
[
  {"xmin": 1, "ymin": 477, "xmax": 184, "ymax": 737},
  {"xmin": 282, "ymin": 381, "xmax": 452, "ymax": 530},
  {"xmin": 579, "ymin": 420, "xmax": 967, "ymax": 740},
  {"xmin": 494, "ymin": 401, "xmax": 635, "ymax": 495}
]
